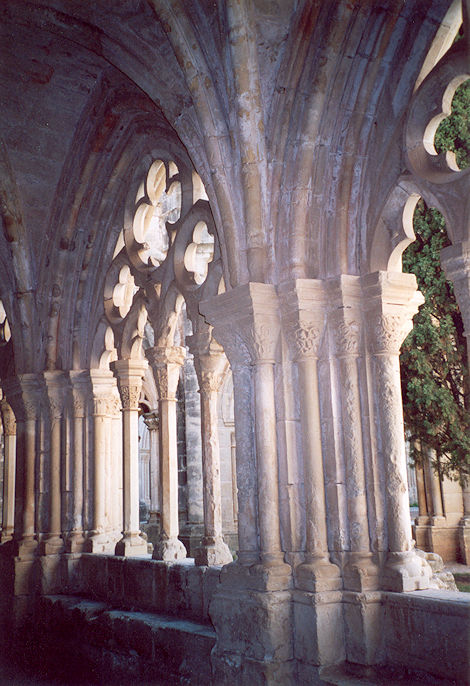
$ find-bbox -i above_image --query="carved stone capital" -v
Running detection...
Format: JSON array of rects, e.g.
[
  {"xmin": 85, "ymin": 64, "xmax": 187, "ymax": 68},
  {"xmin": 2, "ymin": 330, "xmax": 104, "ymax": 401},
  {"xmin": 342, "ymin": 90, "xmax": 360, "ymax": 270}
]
[
  {"xmin": 279, "ymin": 279, "xmax": 326, "ymax": 360},
  {"xmin": 201, "ymin": 283, "xmax": 281, "ymax": 365},
  {"xmin": 89, "ymin": 368, "xmax": 117, "ymax": 415},
  {"xmin": 0, "ymin": 400, "xmax": 16, "ymax": 435},
  {"xmin": 3, "ymin": 373, "xmax": 42, "ymax": 422},
  {"xmin": 44, "ymin": 371, "xmax": 68, "ymax": 420},
  {"xmin": 199, "ymin": 369, "xmax": 224, "ymax": 394},
  {"xmin": 367, "ymin": 313, "xmax": 413, "ymax": 355},
  {"xmin": 118, "ymin": 383, "xmax": 141, "ymax": 410},
  {"xmin": 111, "ymin": 358, "xmax": 147, "ymax": 409},
  {"xmin": 69, "ymin": 370, "xmax": 91, "ymax": 419},
  {"xmin": 146, "ymin": 346, "xmax": 185, "ymax": 400},
  {"xmin": 143, "ymin": 410, "xmax": 159, "ymax": 431},
  {"xmin": 362, "ymin": 271, "xmax": 424, "ymax": 356}
]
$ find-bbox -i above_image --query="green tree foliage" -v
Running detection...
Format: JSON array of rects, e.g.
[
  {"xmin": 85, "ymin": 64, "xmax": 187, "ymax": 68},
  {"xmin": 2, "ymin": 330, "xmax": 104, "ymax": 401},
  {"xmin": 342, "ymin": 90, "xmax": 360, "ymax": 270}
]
[
  {"xmin": 435, "ymin": 79, "xmax": 470, "ymax": 169},
  {"xmin": 400, "ymin": 79, "xmax": 470, "ymax": 480},
  {"xmin": 400, "ymin": 202, "xmax": 470, "ymax": 480}
]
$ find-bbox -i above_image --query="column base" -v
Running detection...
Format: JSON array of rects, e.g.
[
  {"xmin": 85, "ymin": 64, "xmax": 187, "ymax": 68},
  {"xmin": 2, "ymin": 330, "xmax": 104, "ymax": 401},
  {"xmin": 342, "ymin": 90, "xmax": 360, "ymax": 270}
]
[
  {"xmin": 342, "ymin": 590, "xmax": 383, "ymax": 665},
  {"xmin": 40, "ymin": 535, "xmax": 64, "ymax": 556},
  {"xmin": 0, "ymin": 528, "xmax": 14, "ymax": 545},
  {"xmin": 343, "ymin": 552, "xmax": 380, "ymax": 592},
  {"xmin": 84, "ymin": 532, "xmax": 110, "ymax": 554},
  {"xmin": 115, "ymin": 533, "xmax": 148, "ymax": 557},
  {"xmin": 195, "ymin": 537, "xmax": 233, "ymax": 566},
  {"xmin": 293, "ymin": 587, "xmax": 344, "ymax": 669},
  {"xmin": 210, "ymin": 561, "xmax": 293, "ymax": 685},
  {"xmin": 12, "ymin": 537, "xmax": 38, "ymax": 560},
  {"xmin": 65, "ymin": 532, "xmax": 86, "ymax": 553},
  {"xmin": 381, "ymin": 551, "xmax": 431, "ymax": 592},
  {"xmin": 294, "ymin": 557, "xmax": 342, "ymax": 592},
  {"xmin": 152, "ymin": 536, "xmax": 187, "ymax": 561}
]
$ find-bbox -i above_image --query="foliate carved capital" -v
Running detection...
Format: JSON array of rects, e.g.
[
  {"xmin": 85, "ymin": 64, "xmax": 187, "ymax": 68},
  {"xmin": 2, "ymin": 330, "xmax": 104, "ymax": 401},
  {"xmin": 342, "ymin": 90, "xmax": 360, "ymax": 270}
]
[
  {"xmin": 279, "ymin": 278, "xmax": 326, "ymax": 361},
  {"xmin": 330, "ymin": 315, "xmax": 362, "ymax": 357},
  {"xmin": 44, "ymin": 371, "xmax": 68, "ymax": 419},
  {"xmin": 361, "ymin": 271, "xmax": 423, "ymax": 356},
  {"xmin": 70, "ymin": 371, "xmax": 91, "ymax": 419},
  {"xmin": 143, "ymin": 411, "xmax": 159, "ymax": 431},
  {"xmin": 199, "ymin": 369, "xmax": 224, "ymax": 394},
  {"xmin": 201, "ymin": 282, "xmax": 280, "ymax": 365},
  {"xmin": 367, "ymin": 313, "xmax": 412, "ymax": 355},
  {"xmin": 286, "ymin": 320, "xmax": 324, "ymax": 360},
  {"xmin": 242, "ymin": 318, "xmax": 280, "ymax": 364},
  {"xmin": 147, "ymin": 346, "xmax": 185, "ymax": 400},
  {"xmin": 93, "ymin": 395, "xmax": 113, "ymax": 416},
  {"xmin": 0, "ymin": 400, "xmax": 16, "ymax": 435},
  {"xmin": 119, "ymin": 383, "xmax": 141, "ymax": 410},
  {"xmin": 72, "ymin": 396, "xmax": 87, "ymax": 418}
]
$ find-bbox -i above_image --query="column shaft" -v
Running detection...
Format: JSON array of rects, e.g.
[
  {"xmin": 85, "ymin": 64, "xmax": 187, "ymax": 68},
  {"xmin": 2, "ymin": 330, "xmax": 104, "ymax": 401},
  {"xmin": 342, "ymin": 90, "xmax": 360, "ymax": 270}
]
[{"xmin": 0, "ymin": 400, "xmax": 16, "ymax": 543}]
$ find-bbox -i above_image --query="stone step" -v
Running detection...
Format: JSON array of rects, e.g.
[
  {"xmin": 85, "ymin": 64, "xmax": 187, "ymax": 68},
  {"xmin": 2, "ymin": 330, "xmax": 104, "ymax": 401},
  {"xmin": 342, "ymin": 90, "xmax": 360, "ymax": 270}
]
[{"xmin": 35, "ymin": 594, "xmax": 216, "ymax": 685}]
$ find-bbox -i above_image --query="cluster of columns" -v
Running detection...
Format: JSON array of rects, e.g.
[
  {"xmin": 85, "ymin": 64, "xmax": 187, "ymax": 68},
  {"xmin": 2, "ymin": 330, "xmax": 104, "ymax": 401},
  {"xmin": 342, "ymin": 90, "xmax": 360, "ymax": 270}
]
[
  {"xmin": 201, "ymin": 273, "xmax": 431, "ymax": 592},
  {"xmin": 0, "ymin": 269, "xmax": 445, "ymax": 590},
  {"xmin": 0, "ymin": 335, "xmax": 237, "ymax": 572}
]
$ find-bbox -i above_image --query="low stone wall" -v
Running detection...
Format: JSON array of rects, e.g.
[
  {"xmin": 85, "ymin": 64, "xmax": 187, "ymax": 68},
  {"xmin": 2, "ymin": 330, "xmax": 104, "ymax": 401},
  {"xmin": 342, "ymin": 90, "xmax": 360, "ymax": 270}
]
[
  {"xmin": 383, "ymin": 590, "xmax": 470, "ymax": 684},
  {"xmin": 62, "ymin": 554, "xmax": 222, "ymax": 624}
]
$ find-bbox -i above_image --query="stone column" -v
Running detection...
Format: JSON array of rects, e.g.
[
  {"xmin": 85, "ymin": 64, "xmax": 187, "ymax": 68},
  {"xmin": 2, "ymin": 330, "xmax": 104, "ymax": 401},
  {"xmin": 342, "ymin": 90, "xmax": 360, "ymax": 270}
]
[
  {"xmin": 112, "ymin": 359, "xmax": 148, "ymax": 557},
  {"xmin": 188, "ymin": 332, "xmax": 232, "ymax": 566},
  {"xmin": 86, "ymin": 369, "xmax": 115, "ymax": 553},
  {"xmin": 201, "ymin": 285, "xmax": 293, "ymax": 684},
  {"xmin": 0, "ymin": 398, "xmax": 16, "ymax": 543},
  {"xmin": 207, "ymin": 326, "xmax": 260, "ymax": 567},
  {"xmin": 143, "ymin": 410, "xmax": 160, "ymax": 545},
  {"xmin": 4, "ymin": 375, "xmax": 42, "ymax": 558},
  {"xmin": 329, "ymin": 277, "xmax": 379, "ymax": 591},
  {"xmin": 146, "ymin": 346, "xmax": 187, "ymax": 561},
  {"xmin": 363, "ymin": 271, "xmax": 430, "ymax": 591},
  {"xmin": 41, "ymin": 371, "xmax": 66, "ymax": 555},
  {"xmin": 143, "ymin": 412, "xmax": 160, "ymax": 514},
  {"xmin": 66, "ymin": 371, "xmax": 89, "ymax": 552},
  {"xmin": 202, "ymin": 283, "xmax": 290, "ymax": 577},
  {"xmin": 415, "ymin": 461, "xmax": 429, "ymax": 524},
  {"xmin": 279, "ymin": 279, "xmax": 341, "ymax": 592},
  {"xmin": 441, "ymin": 241, "xmax": 470, "ymax": 562}
]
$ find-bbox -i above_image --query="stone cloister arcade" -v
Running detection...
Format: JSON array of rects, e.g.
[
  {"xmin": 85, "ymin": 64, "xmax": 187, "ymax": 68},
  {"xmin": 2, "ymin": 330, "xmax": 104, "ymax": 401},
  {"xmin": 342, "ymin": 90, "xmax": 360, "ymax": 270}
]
[{"xmin": 0, "ymin": 1, "xmax": 469, "ymax": 684}]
